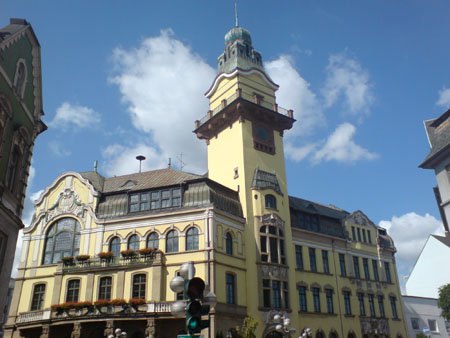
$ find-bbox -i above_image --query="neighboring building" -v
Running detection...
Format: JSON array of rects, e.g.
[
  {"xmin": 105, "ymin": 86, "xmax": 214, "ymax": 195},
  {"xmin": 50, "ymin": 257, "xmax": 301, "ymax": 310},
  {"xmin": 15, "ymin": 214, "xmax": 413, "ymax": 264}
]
[
  {"xmin": 402, "ymin": 296, "xmax": 450, "ymax": 337},
  {"xmin": 420, "ymin": 108, "xmax": 450, "ymax": 237},
  {"xmin": 405, "ymin": 235, "xmax": 450, "ymax": 298},
  {"xmin": 4, "ymin": 25, "xmax": 407, "ymax": 338},
  {"xmin": 0, "ymin": 280, "xmax": 15, "ymax": 338},
  {"xmin": 0, "ymin": 18, "xmax": 46, "ymax": 332}
]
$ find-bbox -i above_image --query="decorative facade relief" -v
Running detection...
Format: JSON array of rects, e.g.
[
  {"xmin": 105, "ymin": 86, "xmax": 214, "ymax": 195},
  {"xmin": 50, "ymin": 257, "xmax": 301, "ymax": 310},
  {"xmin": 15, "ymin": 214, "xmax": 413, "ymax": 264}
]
[
  {"xmin": 360, "ymin": 317, "xmax": 389, "ymax": 336},
  {"xmin": 71, "ymin": 322, "xmax": 81, "ymax": 338},
  {"xmin": 260, "ymin": 264, "xmax": 288, "ymax": 279},
  {"xmin": 46, "ymin": 188, "xmax": 87, "ymax": 222},
  {"xmin": 145, "ymin": 318, "xmax": 156, "ymax": 338},
  {"xmin": 258, "ymin": 213, "xmax": 285, "ymax": 230}
]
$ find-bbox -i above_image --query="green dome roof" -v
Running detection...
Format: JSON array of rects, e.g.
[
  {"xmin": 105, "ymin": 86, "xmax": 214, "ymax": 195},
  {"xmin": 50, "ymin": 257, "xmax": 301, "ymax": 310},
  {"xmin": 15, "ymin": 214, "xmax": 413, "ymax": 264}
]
[{"xmin": 224, "ymin": 27, "xmax": 252, "ymax": 44}]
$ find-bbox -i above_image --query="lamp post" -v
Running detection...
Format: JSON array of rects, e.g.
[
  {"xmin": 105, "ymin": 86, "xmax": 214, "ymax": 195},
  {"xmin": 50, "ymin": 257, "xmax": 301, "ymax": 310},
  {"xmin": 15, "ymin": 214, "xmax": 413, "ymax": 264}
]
[
  {"xmin": 272, "ymin": 312, "xmax": 296, "ymax": 336},
  {"xmin": 108, "ymin": 328, "xmax": 127, "ymax": 338},
  {"xmin": 299, "ymin": 328, "xmax": 312, "ymax": 338}
]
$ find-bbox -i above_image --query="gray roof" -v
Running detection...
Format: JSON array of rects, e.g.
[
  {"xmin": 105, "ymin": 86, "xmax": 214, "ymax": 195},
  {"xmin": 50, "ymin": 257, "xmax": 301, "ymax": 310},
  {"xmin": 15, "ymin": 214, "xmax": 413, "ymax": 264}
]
[
  {"xmin": 0, "ymin": 18, "xmax": 35, "ymax": 45},
  {"xmin": 289, "ymin": 196, "xmax": 349, "ymax": 219},
  {"xmin": 251, "ymin": 169, "xmax": 282, "ymax": 194},
  {"xmin": 432, "ymin": 234, "xmax": 450, "ymax": 248},
  {"xmin": 420, "ymin": 109, "xmax": 450, "ymax": 168}
]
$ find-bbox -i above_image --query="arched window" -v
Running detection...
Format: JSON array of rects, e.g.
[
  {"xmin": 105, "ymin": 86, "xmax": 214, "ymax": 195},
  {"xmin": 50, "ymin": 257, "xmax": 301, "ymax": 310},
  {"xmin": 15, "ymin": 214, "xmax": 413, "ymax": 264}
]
[
  {"xmin": 30, "ymin": 284, "xmax": 45, "ymax": 311},
  {"xmin": 166, "ymin": 230, "xmax": 178, "ymax": 253},
  {"xmin": 132, "ymin": 274, "xmax": 146, "ymax": 299},
  {"xmin": 6, "ymin": 146, "xmax": 21, "ymax": 192},
  {"xmin": 186, "ymin": 227, "xmax": 199, "ymax": 251},
  {"xmin": 259, "ymin": 225, "xmax": 285, "ymax": 264},
  {"xmin": 146, "ymin": 232, "xmax": 159, "ymax": 249},
  {"xmin": 66, "ymin": 279, "xmax": 80, "ymax": 303},
  {"xmin": 98, "ymin": 277, "xmax": 112, "ymax": 300},
  {"xmin": 13, "ymin": 61, "xmax": 27, "ymax": 98},
  {"xmin": 265, "ymin": 194, "xmax": 276, "ymax": 209},
  {"xmin": 225, "ymin": 232, "xmax": 233, "ymax": 255},
  {"xmin": 329, "ymin": 331, "xmax": 339, "ymax": 338},
  {"xmin": 316, "ymin": 331, "xmax": 325, "ymax": 338},
  {"xmin": 43, "ymin": 218, "xmax": 81, "ymax": 264},
  {"xmin": 128, "ymin": 234, "xmax": 140, "ymax": 250},
  {"xmin": 109, "ymin": 237, "xmax": 121, "ymax": 258}
]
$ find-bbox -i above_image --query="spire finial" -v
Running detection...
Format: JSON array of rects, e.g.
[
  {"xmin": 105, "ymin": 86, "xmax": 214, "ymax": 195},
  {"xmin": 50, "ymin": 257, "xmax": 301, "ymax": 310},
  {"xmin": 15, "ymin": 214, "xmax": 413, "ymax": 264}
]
[{"xmin": 235, "ymin": 1, "xmax": 239, "ymax": 27}]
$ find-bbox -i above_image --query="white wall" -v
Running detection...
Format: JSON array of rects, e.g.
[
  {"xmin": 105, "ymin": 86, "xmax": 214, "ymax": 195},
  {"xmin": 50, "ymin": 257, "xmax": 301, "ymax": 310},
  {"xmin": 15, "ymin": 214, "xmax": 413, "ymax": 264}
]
[{"xmin": 405, "ymin": 236, "xmax": 450, "ymax": 298}]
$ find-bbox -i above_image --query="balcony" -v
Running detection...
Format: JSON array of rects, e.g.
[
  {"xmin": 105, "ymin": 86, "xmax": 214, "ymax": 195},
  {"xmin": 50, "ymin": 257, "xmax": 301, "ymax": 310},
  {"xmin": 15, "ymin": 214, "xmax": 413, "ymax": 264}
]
[
  {"xmin": 195, "ymin": 89, "xmax": 293, "ymax": 128},
  {"xmin": 18, "ymin": 310, "xmax": 51, "ymax": 323},
  {"xmin": 62, "ymin": 251, "xmax": 161, "ymax": 273}
]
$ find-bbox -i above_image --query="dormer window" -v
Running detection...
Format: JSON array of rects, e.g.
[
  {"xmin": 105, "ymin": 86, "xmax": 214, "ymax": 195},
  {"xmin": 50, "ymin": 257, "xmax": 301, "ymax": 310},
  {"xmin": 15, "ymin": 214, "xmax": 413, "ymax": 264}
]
[
  {"xmin": 123, "ymin": 180, "xmax": 136, "ymax": 187},
  {"xmin": 129, "ymin": 187, "xmax": 182, "ymax": 213}
]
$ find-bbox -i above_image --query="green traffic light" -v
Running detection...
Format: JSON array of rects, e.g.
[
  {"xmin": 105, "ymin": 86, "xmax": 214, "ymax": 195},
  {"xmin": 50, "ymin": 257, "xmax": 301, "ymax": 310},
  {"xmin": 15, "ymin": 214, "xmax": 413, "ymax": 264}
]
[{"xmin": 187, "ymin": 317, "xmax": 201, "ymax": 330}]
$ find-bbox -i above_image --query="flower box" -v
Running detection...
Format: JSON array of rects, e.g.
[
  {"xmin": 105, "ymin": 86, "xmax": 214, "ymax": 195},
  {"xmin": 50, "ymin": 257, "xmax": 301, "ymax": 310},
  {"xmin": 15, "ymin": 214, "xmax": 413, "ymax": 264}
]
[
  {"xmin": 121, "ymin": 250, "xmax": 137, "ymax": 259},
  {"xmin": 62, "ymin": 256, "xmax": 74, "ymax": 266},
  {"xmin": 97, "ymin": 251, "xmax": 114, "ymax": 262},
  {"xmin": 76, "ymin": 254, "xmax": 90, "ymax": 262}
]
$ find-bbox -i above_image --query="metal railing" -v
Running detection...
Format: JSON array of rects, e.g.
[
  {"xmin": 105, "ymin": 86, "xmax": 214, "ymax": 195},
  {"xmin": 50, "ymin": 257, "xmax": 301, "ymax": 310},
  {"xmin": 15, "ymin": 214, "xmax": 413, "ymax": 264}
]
[
  {"xmin": 62, "ymin": 253, "xmax": 159, "ymax": 273},
  {"xmin": 18, "ymin": 310, "xmax": 50, "ymax": 323},
  {"xmin": 196, "ymin": 91, "xmax": 293, "ymax": 128}
]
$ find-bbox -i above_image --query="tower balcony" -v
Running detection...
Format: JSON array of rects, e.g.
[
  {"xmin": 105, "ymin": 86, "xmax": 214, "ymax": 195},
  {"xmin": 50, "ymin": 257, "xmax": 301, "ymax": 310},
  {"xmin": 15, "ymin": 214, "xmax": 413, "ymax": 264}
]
[{"xmin": 194, "ymin": 89, "xmax": 295, "ymax": 141}]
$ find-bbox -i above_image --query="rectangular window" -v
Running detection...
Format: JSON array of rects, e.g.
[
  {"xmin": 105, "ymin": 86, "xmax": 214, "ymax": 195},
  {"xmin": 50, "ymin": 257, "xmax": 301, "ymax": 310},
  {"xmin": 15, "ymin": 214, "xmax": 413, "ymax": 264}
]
[
  {"xmin": 272, "ymin": 281, "xmax": 281, "ymax": 308},
  {"xmin": 351, "ymin": 226, "xmax": 356, "ymax": 240},
  {"xmin": 353, "ymin": 256, "xmax": 361, "ymax": 279},
  {"xmin": 363, "ymin": 258, "xmax": 370, "ymax": 280},
  {"xmin": 357, "ymin": 228, "xmax": 362, "ymax": 241},
  {"xmin": 298, "ymin": 286, "xmax": 307, "ymax": 312},
  {"xmin": 368, "ymin": 294, "xmax": 376, "ymax": 317},
  {"xmin": 322, "ymin": 250, "xmax": 330, "ymax": 274},
  {"xmin": 343, "ymin": 291, "xmax": 352, "ymax": 315},
  {"xmin": 66, "ymin": 279, "xmax": 80, "ymax": 303},
  {"xmin": 269, "ymin": 237, "xmax": 279, "ymax": 263},
  {"xmin": 263, "ymin": 279, "xmax": 271, "ymax": 308},
  {"xmin": 358, "ymin": 292, "xmax": 366, "ymax": 316},
  {"xmin": 295, "ymin": 245, "xmax": 304, "ymax": 270},
  {"xmin": 390, "ymin": 296, "xmax": 398, "ymax": 319},
  {"xmin": 99, "ymin": 277, "xmax": 112, "ymax": 300},
  {"xmin": 411, "ymin": 318, "xmax": 419, "ymax": 330},
  {"xmin": 339, "ymin": 254, "xmax": 347, "ymax": 276},
  {"xmin": 309, "ymin": 248, "xmax": 317, "ymax": 272},
  {"xmin": 31, "ymin": 284, "xmax": 46, "ymax": 311},
  {"xmin": 226, "ymin": 273, "xmax": 235, "ymax": 304},
  {"xmin": 428, "ymin": 319, "xmax": 438, "ymax": 332},
  {"xmin": 312, "ymin": 287, "xmax": 320, "ymax": 313},
  {"xmin": 372, "ymin": 260, "xmax": 379, "ymax": 281},
  {"xmin": 362, "ymin": 229, "xmax": 367, "ymax": 242},
  {"xmin": 384, "ymin": 262, "xmax": 392, "ymax": 283},
  {"xmin": 326, "ymin": 289, "xmax": 334, "ymax": 314},
  {"xmin": 378, "ymin": 295, "xmax": 385, "ymax": 317},
  {"xmin": 367, "ymin": 231, "xmax": 372, "ymax": 243},
  {"xmin": 283, "ymin": 282, "xmax": 289, "ymax": 309},
  {"xmin": 132, "ymin": 274, "xmax": 146, "ymax": 299}
]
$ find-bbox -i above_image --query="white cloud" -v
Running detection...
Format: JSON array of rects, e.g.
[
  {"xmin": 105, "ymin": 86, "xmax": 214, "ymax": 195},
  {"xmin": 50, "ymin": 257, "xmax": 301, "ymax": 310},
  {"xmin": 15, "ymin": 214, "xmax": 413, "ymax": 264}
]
[
  {"xmin": 436, "ymin": 87, "xmax": 450, "ymax": 108},
  {"xmin": 109, "ymin": 29, "xmax": 215, "ymax": 175},
  {"xmin": 265, "ymin": 55, "xmax": 325, "ymax": 161},
  {"xmin": 49, "ymin": 102, "xmax": 101, "ymax": 130},
  {"xmin": 313, "ymin": 122, "xmax": 378, "ymax": 163},
  {"xmin": 379, "ymin": 212, "xmax": 444, "ymax": 274},
  {"xmin": 322, "ymin": 53, "xmax": 374, "ymax": 115},
  {"xmin": 102, "ymin": 143, "xmax": 169, "ymax": 177}
]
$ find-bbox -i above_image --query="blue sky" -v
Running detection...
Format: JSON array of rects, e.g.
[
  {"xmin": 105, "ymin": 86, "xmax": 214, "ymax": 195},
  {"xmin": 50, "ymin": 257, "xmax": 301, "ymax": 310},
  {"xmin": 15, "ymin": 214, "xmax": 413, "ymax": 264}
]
[{"xmin": 3, "ymin": 1, "xmax": 450, "ymax": 287}]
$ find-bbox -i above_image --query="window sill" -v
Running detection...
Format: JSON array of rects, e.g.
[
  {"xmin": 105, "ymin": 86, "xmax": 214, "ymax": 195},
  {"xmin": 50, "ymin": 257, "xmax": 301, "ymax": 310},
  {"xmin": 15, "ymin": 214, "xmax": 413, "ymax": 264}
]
[
  {"xmin": 298, "ymin": 311, "xmax": 337, "ymax": 316},
  {"xmin": 297, "ymin": 269, "xmax": 333, "ymax": 276},
  {"xmin": 259, "ymin": 307, "xmax": 291, "ymax": 313},
  {"xmin": 344, "ymin": 314, "xmax": 355, "ymax": 317}
]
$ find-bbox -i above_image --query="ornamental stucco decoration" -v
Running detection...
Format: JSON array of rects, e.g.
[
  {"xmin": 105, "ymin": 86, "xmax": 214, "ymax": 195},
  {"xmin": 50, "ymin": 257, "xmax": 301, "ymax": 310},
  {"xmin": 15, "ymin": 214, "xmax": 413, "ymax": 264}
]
[
  {"xmin": 261, "ymin": 264, "xmax": 288, "ymax": 279},
  {"xmin": 258, "ymin": 213, "xmax": 285, "ymax": 230},
  {"xmin": 46, "ymin": 188, "xmax": 87, "ymax": 222}
]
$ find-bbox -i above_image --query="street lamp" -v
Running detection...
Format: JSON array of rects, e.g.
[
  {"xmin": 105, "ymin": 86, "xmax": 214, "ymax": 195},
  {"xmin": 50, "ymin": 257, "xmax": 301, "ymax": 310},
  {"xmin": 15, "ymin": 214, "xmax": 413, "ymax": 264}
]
[
  {"xmin": 272, "ymin": 312, "xmax": 296, "ymax": 336},
  {"xmin": 108, "ymin": 328, "xmax": 127, "ymax": 338},
  {"xmin": 300, "ymin": 328, "xmax": 312, "ymax": 338}
]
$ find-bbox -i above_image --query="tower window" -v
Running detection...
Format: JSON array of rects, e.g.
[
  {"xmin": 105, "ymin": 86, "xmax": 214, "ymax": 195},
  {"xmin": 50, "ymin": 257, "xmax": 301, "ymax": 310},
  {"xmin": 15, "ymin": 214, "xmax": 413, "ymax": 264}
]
[
  {"xmin": 259, "ymin": 225, "xmax": 285, "ymax": 264},
  {"xmin": 226, "ymin": 273, "xmax": 235, "ymax": 304},
  {"xmin": 265, "ymin": 194, "xmax": 276, "ymax": 209},
  {"xmin": 225, "ymin": 232, "xmax": 233, "ymax": 255}
]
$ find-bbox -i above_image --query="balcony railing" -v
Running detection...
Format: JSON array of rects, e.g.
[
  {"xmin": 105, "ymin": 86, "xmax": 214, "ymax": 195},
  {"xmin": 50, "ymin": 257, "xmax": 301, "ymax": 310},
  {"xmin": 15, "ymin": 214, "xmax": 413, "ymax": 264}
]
[
  {"xmin": 62, "ymin": 252, "xmax": 160, "ymax": 273},
  {"xmin": 196, "ymin": 90, "xmax": 293, "ymax": 128},
  {"xmin": 18, "ymin": 310, "xmax": 51, "ymax": 323}
]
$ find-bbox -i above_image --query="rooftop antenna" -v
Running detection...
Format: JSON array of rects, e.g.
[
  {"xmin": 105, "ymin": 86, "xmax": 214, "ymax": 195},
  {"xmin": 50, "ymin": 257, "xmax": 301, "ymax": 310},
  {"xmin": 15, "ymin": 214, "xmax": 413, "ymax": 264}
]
[
  {"xmin": 177, "ymin": 152, "xmax": 186, "ymax": 172},
  {"xmin": 94, "ymin": 160, "xmax": 98, "ymax": 173},
  {"xmin": 235, "ymin": 1, "xmax": 239, "ymax": 27},
  {"xmin": 168, "ymin": 157, "xmax": 172, "ymax": 169},
  {"xmin": 136, "ymin": 155, "xmax": 146, "ymax": 173}
]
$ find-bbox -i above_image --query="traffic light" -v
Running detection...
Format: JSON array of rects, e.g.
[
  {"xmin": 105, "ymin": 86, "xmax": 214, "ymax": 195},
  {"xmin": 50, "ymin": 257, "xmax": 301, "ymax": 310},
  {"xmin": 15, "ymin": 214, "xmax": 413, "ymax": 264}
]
[{"xmin": 185, "ymin": 277, "xmax": 210, "ymax": 334}]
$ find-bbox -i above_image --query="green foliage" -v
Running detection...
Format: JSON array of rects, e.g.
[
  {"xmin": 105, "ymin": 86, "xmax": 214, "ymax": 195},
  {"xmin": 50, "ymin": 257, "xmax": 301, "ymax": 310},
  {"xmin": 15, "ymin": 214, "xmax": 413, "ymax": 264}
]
[
  {"xmin": 231, "ymin": 316, "xmax": 258, "ymax": 338},
  {"xmin": 216, "ymin": 331, "xmax": 224, "ymax": 338},
  {"xmin": 416, "ymin": 333, "xmax": 427, "ymax": 338},
  {"xmin": 438, "ymin": 283, "xmax": 450, "ymax": 321}
]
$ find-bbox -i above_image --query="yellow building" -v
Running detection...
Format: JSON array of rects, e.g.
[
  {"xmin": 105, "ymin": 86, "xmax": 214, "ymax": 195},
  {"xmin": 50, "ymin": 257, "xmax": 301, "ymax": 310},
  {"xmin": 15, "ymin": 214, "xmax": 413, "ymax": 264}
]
[{"xmin": 5, "ymin": 25, "xmax": 407, "ymax": 338}]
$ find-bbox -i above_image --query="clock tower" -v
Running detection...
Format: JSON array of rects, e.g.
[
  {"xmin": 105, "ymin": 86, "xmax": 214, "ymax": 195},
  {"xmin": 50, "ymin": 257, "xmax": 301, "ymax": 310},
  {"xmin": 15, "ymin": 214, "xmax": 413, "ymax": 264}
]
[{"xmin": 194, "ymin": 24, "xmax": 298, "ymax": 333}]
